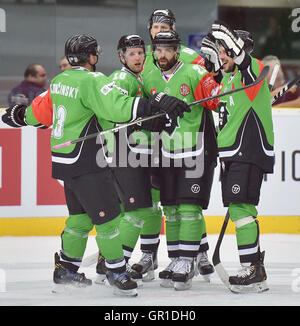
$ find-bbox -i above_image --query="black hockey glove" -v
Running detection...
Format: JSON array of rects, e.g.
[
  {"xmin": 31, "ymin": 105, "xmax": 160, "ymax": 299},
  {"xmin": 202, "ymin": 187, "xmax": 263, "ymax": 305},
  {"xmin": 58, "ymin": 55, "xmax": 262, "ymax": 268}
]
[
  {"xmin": 150, "ymin": 93, "xmax": 190, "ymax": 119},
  {"xmin": 137, "ymin": 113, "xmax": 176, "ymax": 134},
  {"xmin": 200, "ymin": 33, "xmax": 222, "ymax": 73},
  {"xmin": 211, "ymin": 20, "xmax": 244, "ymax": 59},
  {"xmin": 1, "ymin": 104, "xmax": 28, "ymax": 128},
  {"xmin": 161, "ymin": 113, "xmax": 178, "ymax": 135}
]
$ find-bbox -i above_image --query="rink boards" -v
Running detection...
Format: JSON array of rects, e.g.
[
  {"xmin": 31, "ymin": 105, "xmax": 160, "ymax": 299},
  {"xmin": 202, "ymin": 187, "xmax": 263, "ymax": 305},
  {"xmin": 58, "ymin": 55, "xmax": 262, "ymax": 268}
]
[{"xmin": 0, "ymin": 108, "xmax": 299, "ymax": 235}]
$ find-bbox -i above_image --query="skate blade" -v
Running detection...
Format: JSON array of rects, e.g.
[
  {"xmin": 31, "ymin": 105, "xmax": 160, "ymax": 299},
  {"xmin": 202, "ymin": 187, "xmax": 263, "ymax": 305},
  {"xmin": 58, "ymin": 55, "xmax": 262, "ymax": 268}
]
[
  {"xmin": 134, "ymin": 279, "xmax": 143, "ymax": 288},
  {"xmin": 94, "ymin": 274, "xmax": 106, "ymax": 285},
  {"xmin": 51, "ymin": 282, "xmax": 91, "ymax": 294},
  {"xmin": 174, "ymin": 279, "xmax": 192, "ymax": 291},
  {"xmin": 230, "ymin": 281, "xmax": 269, "ymax": 293},
  {"xmin": 160, "ymin": 279, "xmax": 174, "ymax": 288},
  {"xmin": 142, "ymin": 270, "xmax": 155, "ymax": 282},
  {"xmin": 112, "ymin": 287, "xmax": 138, "ymax": 297},
  {"xmin": 201, "ymin": 274, "xmax": 211, "ymax": 283}
]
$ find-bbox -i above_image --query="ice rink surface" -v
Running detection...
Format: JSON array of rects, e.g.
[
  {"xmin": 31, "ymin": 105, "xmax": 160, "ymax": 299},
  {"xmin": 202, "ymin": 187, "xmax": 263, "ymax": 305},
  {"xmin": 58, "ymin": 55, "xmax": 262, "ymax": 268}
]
[{"xmin": 0, "ymin": 234, "xmax": 299, "ymax": 307}]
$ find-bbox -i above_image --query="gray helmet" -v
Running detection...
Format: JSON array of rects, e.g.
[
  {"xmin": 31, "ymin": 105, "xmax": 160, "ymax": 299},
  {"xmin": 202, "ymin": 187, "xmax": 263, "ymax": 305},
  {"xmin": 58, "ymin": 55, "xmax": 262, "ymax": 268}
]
[
  {"xmin": 151, "ymin": 30, "xmax": 181, "ymax": 52},
  {"xmin": 148, "ymin": 9, "xmax": 176, "ymax": 38}
]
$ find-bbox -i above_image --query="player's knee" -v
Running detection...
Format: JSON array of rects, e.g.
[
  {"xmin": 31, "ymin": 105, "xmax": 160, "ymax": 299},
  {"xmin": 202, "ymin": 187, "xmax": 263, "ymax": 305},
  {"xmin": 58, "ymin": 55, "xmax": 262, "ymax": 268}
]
[
  {"xmin": 163, "ymin": 205, "xmax": 178, "ymax": 222},
  {"xmin": 234, "ymin": 216, "xmax": 256, "ymax": 228},
  {"xmin": 64, "ymin": 213, "xmax": 94, "ymax": 237},
  {"xmin": 177, "ymin": 204, "xmax": 203, "ymax": 221},
  {"xmin": 95, "ymin": 214, "xmax": 122, "ymax": 239},
  {"xmin": 122, "ymin": 208, "xmax": 148, "ymax": 229}
]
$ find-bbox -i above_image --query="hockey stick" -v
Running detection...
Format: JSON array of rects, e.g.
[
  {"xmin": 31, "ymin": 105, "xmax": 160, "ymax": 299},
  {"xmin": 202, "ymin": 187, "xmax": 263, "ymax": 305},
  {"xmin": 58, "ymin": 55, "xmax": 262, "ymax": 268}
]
[
  {"xmin": 212, "ymin": 210, "xmax": 231, "ymax": 288},
  {"xmin": 52, "ymin": 66, "xmax": 269, "ymax": 150},
  {"xmin": 271, "ymin": 74, "xmax": 300, "ymax": 105},
  {"xmin": 189, "ymin": 65, "xmax": 269, "ymax": 107},
  {"xmin": 268, "ymin": 63, "xmax": 279, "ymax": 90}
]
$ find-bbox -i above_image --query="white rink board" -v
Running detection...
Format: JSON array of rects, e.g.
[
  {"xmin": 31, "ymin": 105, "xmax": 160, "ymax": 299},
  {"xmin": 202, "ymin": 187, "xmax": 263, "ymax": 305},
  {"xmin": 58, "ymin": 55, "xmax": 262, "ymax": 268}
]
[{"xmin": 0, "ymin": 109, "xmax": 299, "ymax": 218}]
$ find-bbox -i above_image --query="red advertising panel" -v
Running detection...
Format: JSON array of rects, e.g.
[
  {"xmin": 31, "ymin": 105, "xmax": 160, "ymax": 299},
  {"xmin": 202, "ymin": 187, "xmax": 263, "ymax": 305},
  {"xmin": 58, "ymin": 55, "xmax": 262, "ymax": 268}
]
[
  {"xmin": 0, "ymin": 129, "xmax": 21, "ymax": 205},
  {"xmin": 36, "ymin": 129, "xmax": 65, "ymax": 205}
]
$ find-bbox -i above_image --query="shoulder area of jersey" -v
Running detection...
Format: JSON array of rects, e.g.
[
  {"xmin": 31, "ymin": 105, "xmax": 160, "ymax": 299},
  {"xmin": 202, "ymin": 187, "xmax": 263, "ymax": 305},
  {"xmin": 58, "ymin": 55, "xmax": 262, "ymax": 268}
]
[{"xmin": 180, "ymin": 45, "xmax": 198, "ymax": 56}]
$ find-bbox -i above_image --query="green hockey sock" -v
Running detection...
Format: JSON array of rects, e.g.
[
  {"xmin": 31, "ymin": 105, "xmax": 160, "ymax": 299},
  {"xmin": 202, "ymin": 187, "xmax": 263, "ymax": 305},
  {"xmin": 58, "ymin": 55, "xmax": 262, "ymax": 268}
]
[
  {"xmin": 61, "ymin": 213, "xmax": 94, "ymax": 259},
  {"xmin": 140, "ymin": 200, "xmax": 162, "ymax": 236},
  {"xmin": 177, "ymin": 204, "xmax": 203, "ymax": 242},
  {"xmin": 229, "ymin": 203, "xmax": 260, "ymax": 263},
  {"xmin": 95, "ymin": 215, "xmax": 124, "ymax": 261},
  {"xmin": 118, "ymin": 208, "xmax": 150, "ymax": 254},
  {"xmin": 229, "ymin": 202, "xmax": 258, "ymax": 246},
  {"xmin": 164, "ymin": 205, "xmax": 180, "ymax": 243}
]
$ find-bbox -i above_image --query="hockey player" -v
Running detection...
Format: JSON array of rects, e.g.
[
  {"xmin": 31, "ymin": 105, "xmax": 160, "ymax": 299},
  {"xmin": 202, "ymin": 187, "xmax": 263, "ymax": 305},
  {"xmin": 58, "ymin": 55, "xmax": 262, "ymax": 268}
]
[
  {"xmin": 133, "ymin": 8, "xmax": 216, "ymax": 282},
  {"xmin": 142, "ymin": 31, "xmax": 219, "ymax": 290},
  {"xmin": 211, "ymin": 21, "xmax": 274, "ymax": 293},
  {"xmin": 95, "ymin": 34, "xmax": 156, "ymax": 284},
  {"xmin": 1, "ymin": 34, "xmax": 190, "ymax": 296}
]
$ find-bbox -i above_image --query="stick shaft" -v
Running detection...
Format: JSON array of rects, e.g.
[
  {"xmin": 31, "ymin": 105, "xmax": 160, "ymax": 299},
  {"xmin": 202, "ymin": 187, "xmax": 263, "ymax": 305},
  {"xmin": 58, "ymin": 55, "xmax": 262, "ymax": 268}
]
[
  {"xmin": 52, "ymin": 67, "xmax": 269, "ymax": 150},
  {"xmin": 271, "ymin": 74, "xmax": 300, "ymax": 104}
]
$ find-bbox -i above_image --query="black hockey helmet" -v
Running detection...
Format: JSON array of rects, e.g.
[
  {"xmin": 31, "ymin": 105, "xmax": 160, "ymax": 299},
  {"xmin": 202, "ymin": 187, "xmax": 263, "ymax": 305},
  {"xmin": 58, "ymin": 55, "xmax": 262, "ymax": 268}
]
[
  {"xmin": 65, "ymin": 34, "xmax": 101, "ymax": 65},
  {"xmin": 117, "ymin": 34, "xmax": 146, "ymax": 55},
  {"xmin": 234, "ymin": 29, "xmax": 254, "ymax": 54},
  {"xmin": 148, "ymin": 9, "xmax": 176, "ymax": 31},
  {"xmin": 151, "ymin": 30, "xmax": 181, "ymax": 52}
]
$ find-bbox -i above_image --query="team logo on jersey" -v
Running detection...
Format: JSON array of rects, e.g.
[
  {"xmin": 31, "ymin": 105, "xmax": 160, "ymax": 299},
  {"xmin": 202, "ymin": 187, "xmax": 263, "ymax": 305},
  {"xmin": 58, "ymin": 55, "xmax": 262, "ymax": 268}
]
[
  {"xmin": 231, "ymin": 184, "xmax": 240, "ymax": 194},
  {"xmin": 191, "ymin": 184, "xmax": 200, "ymax": 193},
  {"xmin": 99, "ymin": 210, "xmax": 106, "ymax": 218},
  {"xmin": 180, "ymin": 84, "xmax": 190, "ymax": 96},
  {"xmin": 150, "ymin": 88, "xmax": 156, "ymax": 95}
]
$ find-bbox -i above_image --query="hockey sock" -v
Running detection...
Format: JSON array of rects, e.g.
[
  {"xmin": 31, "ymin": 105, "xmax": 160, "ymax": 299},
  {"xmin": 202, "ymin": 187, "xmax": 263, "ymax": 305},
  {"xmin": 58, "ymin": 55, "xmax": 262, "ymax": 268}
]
[
  {"xmin": 229, "ymin": 203, "xmax": 260, "ymax": 264},
  {"xmin": 95, "ymin": 215, "xmax": 124, "ymax": 261},
  {"xmin": 164, "ymin": 205, "xmax": 180, "ymax": 258},
  {"xmin": 61, "ymin": 213, "xmax": 93, "ymax": 260},
  {"xmin": 177, "ymin": 204, "xmax": 203, "ymax": 258},
  {"xmin": 140, "ymin": 189, "xmax": 163, "ymax": 252},
  {"xmin": 199, "ymin": 216, "xmax": 209, "ymax": 253},
  {"xmin": 118, "ymin": 208, "xmax": 148, "ymax": 260}
]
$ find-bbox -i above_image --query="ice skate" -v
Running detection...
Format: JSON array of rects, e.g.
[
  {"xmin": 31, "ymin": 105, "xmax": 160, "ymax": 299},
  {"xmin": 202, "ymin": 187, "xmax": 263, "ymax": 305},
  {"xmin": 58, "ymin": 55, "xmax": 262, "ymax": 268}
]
[
  {"xmin": 106, "ymin": 270, "xmax": 138, "ymax": 297},
  {"xmin": 229, "ymin": 251, "xmax": 269, "ymax": 293},
  {"xmin": 95, "ymin": 252, "xmax": 107, "ymax": 284},
  {"xmin": 132, "ymin": 250, "xmax": 158, "ymax": 282},
  {"xmin": 126, "ymin": 263, "xmax": 143, "ymax": 287},
  {"xmin": 159, "ymin": 258, "xmax": 178, "ymax": 288},
  {"xmin": 52, "ymin": 252, "xmax": 92, "ymax": 293},
  {"xmin": 196, "ymin": 251, "xmax": 214, "ymax": 282},
  {"xmin": 172, "ymin": 258, "xmax": 195, "ymax": 291}
]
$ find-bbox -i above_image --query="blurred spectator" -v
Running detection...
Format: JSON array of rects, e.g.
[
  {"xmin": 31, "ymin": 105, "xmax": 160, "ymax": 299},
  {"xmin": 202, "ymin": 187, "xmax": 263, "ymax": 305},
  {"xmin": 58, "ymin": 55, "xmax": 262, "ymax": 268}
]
[
  {"xmin": 8, "ymin": 64, "xmax": 47, "ymax": 106},
  {"xmin": 262, "ymin": 55, "xmax": 300, "ymax": 107},
  {"xmin": 59, "ymin": 56, "xmax": 72, "ymax": 72},
  {"xmin": 260, "ymin": 17, "xmax": 290, "ymax": 59}
]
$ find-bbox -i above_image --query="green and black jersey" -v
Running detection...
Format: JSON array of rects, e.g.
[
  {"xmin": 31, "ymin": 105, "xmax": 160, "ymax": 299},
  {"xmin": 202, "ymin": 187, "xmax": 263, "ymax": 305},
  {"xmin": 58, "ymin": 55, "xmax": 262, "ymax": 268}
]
[
  {"xmin": 217, "ymin": 55, "xmax": 274, "ymax": 173},
  {"xmin": 25, "ymin": 67, "xmax": 144, "ymax": 179}
]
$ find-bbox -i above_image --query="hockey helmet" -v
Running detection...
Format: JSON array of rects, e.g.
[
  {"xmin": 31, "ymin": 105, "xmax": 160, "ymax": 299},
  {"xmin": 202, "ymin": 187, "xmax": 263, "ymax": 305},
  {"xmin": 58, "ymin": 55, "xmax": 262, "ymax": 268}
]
[
  {"xmin": 117, "ymin": 34, "xmax": 145, "ymax": 55},
  {"xmin": 148, "ymin": 9, "xmax": 176, "ymax": 31},
  {"xmin": 65, "ymin": 34, "xmax": 101, "ymax": 65},
  {"xmin": 151, "ymin": 30, "xmax": 181, "ymax": 52}
]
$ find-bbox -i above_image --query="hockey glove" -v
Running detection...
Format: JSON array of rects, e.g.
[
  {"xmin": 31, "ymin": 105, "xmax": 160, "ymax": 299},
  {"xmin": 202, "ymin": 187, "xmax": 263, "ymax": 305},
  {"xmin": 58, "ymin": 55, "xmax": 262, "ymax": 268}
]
[
  {"xmin": 150, "ymin": 93, "xmax": 190, "ymax": 119},
  {"xmin": 138, "ymin": 113, "xmax": 176, "ymax": 134},
  {"xmin": 200, "ymin": 33, "xmax": 222, "ymax": 73},
  {"xmin": 211, "ymin": 20, "xmax": 244, "ymax": 58},
  {"xmin": 1, "ymin": 104, "xmax": 28, "ymax": 128}
]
